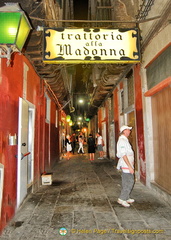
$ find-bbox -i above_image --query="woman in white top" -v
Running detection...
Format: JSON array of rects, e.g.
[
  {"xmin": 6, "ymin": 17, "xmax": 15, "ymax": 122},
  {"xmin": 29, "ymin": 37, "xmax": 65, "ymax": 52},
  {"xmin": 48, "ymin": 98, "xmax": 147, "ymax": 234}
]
[
  {"xmin": 78, "ymin": 135, "xmax": 84, "ymax": 154},
  {"xmin": 96, "ymin": 133, "xmax": 104, "ymax": 159},
  {"xmin": 65, "ymin": 135, "xmax": 72, "ymax": 160}
]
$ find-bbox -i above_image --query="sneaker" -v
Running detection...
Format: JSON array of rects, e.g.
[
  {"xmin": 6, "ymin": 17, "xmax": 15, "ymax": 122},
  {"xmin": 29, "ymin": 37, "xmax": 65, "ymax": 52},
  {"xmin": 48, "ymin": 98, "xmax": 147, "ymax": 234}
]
[
  {"xmin": 117, "ymin": 198, "xmax": 130, "ymax": 207},
  {"xmin": 127, "ymin": 198, "xmax": 135, "ymax": 203}
]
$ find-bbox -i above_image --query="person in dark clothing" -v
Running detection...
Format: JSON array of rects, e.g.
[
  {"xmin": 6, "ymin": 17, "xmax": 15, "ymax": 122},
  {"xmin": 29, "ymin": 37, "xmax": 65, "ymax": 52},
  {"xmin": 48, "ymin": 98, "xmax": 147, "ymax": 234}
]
[
  {"xmin": 70, "ymin": 133, "xmax": 76, "ymax": 154},
  {"xmin": 87, "ymin": 134, "xmax": 96, "ymax": 161}
]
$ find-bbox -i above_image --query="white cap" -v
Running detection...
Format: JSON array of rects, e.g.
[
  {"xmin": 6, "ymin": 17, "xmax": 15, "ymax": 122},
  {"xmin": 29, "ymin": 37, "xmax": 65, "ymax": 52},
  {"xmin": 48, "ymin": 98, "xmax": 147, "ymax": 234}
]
[{"xmin": 120, "ymin": 125, "xmax": 132, "ymax": 133}]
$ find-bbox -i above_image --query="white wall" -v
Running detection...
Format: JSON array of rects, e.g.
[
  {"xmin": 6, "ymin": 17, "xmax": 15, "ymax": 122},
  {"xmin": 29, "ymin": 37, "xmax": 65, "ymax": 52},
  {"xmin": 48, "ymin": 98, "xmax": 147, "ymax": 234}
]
[
  {"xmin": 142, "ymin": 24, "xmax": 171, "ymax": 67},
  {"xmin": 140, "ymin": 19, "xmax": 171, "ymax": 187}
]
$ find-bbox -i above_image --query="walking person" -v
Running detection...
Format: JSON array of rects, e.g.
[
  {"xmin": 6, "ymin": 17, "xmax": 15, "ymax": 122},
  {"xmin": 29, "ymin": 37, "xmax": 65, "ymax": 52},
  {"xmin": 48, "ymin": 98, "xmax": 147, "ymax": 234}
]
[
  {"xmin": 78, "ymin": 135, "xmax": 84, "ymax": 154},
  {"xmin": 116, "ymin": 125, "xmax": 135, "ymax": 207},
  {"xmin": 87, "ymin": 134, "xmax": 96, "ymax": 161},
  {"xmin": 96, "ymin": 132, "xmax": 104, "ymax": 159},
  {"xmin": 65, "ymin": 134, "xmax": 72, "ymax": 160}
]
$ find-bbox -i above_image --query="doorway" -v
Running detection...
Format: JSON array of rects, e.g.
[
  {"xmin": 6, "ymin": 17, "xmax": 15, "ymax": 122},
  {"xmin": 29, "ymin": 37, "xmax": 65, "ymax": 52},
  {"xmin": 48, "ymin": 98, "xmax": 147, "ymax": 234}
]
[
  {"xmin": 102, "ymin": 122, "xmax": 106, "ymax": 156},
  {"xmin": 28, "ymin": 106, "xmax": 35, "ymax": 187},
  {"xmin": 17, "ymin": 98, "xmax": 35, "ymax": 207}
]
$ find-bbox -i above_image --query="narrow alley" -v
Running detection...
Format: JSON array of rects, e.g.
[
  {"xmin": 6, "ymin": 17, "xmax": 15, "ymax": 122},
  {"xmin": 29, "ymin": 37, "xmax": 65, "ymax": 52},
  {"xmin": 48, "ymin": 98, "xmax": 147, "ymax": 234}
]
[
  {"xmin": 1, "ymin": 151, "xmax": 171, "ymax": 240},
  {"xmin": 1, "ymin": 0, "xmax": 171, "ymax": 235}
]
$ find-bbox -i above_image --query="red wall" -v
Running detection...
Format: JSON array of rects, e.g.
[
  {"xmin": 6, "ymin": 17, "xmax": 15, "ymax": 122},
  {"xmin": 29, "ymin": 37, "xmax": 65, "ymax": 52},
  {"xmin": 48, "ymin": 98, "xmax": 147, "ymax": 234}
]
[
  {"xmin": 97, "ymin": 108, "xmax": 102, "ymax": 133},
  {"xmin": 0, "ymin": 54, "xmax": 23, "ymax": 231},
  {"xmin": 0, "ymin": 54, "xmax": 60, "ymax": 233},
  {"xmin": 50, "ymin": 101, "xmax": 59, "ymax": 168},
  {"xmin": 134, "ymin": 64, "xmax": 146, "ymax": 184},
  {"xmin": 113, "ymin": 87, "xmax": 119, "ymax": 144},
  {"xmin": 105, "ymin": 101, "xmax": 109, "ymax": 157}
]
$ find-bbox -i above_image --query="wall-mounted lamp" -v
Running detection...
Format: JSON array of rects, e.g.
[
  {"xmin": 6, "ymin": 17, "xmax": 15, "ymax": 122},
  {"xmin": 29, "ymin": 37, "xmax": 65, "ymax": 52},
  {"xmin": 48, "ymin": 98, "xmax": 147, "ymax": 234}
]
[
  {"xmin": 66, "ymin": 115, "xmax": 71, "ymax": 122},
  {"xmin": 69, "ymin": 120, "xmax": 73, "ymax": 126},
  {"xmin": 0, "ymin": 3, "xmax": 32, "ymax": 66}
]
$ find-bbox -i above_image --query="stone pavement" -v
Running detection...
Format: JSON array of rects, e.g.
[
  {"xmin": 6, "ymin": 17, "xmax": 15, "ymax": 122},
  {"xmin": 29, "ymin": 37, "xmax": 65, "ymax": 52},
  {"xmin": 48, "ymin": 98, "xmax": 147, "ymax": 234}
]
[{"xmin": 1, "ymin": 151, "xmax": 171, "ymax": 240}]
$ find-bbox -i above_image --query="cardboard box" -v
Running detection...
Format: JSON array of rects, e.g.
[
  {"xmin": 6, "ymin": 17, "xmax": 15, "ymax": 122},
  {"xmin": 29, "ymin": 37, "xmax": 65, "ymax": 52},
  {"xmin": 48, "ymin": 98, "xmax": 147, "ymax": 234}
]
[{"xmin": 41, "ymin": 173, "xmax": 52, "ymax": 185}]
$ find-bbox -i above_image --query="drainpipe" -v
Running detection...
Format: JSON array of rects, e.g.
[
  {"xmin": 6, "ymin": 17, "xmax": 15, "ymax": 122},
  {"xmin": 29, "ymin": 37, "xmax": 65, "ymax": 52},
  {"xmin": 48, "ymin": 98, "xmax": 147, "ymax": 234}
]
[{"xmin": 37, "ymin": 79, "xmax": 45, "ymax": 186}]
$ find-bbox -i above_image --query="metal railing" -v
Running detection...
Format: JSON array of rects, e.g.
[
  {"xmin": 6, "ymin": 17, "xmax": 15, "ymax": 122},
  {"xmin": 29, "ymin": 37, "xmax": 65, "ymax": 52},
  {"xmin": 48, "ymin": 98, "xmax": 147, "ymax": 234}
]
[{"xmin": 136, "ymin": 0, "xmax": 155, "ymax": 20}]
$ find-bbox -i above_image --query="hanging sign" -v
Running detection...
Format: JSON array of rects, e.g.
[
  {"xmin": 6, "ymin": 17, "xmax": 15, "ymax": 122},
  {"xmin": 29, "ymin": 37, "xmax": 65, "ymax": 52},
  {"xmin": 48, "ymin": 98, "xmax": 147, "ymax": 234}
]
[{"xmin": 43, "ymin": 28, "xmax": 140, "ymax": 64}]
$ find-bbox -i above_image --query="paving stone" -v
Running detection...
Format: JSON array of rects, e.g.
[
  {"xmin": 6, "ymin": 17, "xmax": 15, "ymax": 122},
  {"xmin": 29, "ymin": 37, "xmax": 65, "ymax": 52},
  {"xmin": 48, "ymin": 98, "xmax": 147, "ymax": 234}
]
[
  {"xmin": 156, "ymin": 229, "xmax": 171, "ymax": 240},
  {"xmin": 94, "ymin": 212, "xmax": 120, "ymax": 229},
  {"xmin": 73, "ymin": 211, "xmax": 97, "ymax": 229},
  {"xmin": 113, "ymin": 205, "xmax": 142, "ymax": 221},
  {"xmin": 50, "ymin": 212, "xmax": 73, "ymax": 229},
  {"xmin": 54, "ymin": 205, "xmax": 74, "ymax": 213},
  {"xmin": 57, "ymin": 195, "xmax": 74, "ymax": 206},
  {"xmin": 1, "ymin": 153, "xmax": 171, "ymax": 240},
  {"xmin": 143, "ymin": 217, "xmax": 171, "ymax": 229},
  {"xmin": 158, "ymin": 211, "xmax": 171, "ymax": 223}
]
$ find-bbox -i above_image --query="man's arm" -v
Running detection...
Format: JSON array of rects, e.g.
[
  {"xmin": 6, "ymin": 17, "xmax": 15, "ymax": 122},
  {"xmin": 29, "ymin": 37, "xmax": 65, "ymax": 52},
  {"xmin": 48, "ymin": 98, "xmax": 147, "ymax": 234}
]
[{"xmin": 122, "ymin": 155, "xmax": 134, "ymax": 174}]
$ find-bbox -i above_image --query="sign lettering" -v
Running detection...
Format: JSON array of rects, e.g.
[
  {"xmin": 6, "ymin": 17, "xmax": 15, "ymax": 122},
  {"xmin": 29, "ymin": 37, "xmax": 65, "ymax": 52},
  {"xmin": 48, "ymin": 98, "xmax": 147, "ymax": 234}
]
[{"xmin": 43, "ymin": 28, "xmax": 140, "ymax": 64}]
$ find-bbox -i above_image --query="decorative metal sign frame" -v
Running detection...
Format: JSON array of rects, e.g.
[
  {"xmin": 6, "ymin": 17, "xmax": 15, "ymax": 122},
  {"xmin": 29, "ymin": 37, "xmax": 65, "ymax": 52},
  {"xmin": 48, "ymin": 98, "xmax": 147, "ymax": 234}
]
[{"xmin": 43, "ymin": 28, "xmax": 140, "ymax": 64}]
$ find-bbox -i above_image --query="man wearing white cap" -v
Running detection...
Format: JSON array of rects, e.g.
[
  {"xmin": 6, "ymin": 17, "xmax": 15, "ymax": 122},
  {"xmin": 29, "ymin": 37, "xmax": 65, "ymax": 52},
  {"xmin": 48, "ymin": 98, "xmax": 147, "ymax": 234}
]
[{"xmin": 116, "ymin": 125, "xmax": 135, "ymax": 207}]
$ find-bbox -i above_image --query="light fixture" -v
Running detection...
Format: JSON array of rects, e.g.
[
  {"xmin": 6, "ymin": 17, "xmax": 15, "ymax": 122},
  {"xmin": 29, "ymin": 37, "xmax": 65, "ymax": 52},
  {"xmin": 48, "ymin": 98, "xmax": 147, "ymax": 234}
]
[
  {"xmin": 78, "ymin": 99, "xmax": 84, "ymax": 104},
  {"xmin": 69, "ymin": 120, "xmax": 73, "ymax": 126},
  {"xmin": 66, "ymin": 115, "xmax": 71, "ymax": 122},
  {"xmin": 82, "ymin": 128, "xmax": 87, "ymax": 133},
  {"xmin": 0, "ymin": 3, "xmax": 32, "ymax": 66}
]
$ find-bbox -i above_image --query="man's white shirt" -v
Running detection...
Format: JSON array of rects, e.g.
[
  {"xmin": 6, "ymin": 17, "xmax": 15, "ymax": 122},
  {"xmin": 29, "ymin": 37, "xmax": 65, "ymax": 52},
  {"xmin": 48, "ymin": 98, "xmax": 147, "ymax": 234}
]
[{"xmin": 116, "ymin": 135, "xmax": 134, "ymax": 173}]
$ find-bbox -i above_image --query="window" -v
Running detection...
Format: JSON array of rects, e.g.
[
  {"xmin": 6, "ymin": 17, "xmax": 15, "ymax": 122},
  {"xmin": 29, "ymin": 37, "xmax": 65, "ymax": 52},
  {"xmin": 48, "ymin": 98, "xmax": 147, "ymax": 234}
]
[
  {"xmin": 127, "ymin": 70, "xmax": 134, "ymax": 107},
  {"xmin": 45, "ymin": 94, "xmax": 51, "ymax": 123}
]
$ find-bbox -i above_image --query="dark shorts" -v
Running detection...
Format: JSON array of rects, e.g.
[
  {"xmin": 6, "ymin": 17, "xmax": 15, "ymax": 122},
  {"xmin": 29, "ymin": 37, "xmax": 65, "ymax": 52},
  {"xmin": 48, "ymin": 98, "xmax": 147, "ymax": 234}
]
[
  {"xmin": 97, "ymin": 144, "xmax": 103, "ymax": 151},
  {"xmin": 88, "ymin": 145, "xmax": 95, "ymax": 153}
]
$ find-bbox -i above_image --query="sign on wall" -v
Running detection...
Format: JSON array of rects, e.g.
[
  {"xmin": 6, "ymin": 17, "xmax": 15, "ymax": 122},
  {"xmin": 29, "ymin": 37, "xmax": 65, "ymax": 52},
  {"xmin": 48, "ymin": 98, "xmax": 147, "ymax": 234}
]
[{"xmin": 43, "ymin": 28, "xmax": 140, "ymax": 64}]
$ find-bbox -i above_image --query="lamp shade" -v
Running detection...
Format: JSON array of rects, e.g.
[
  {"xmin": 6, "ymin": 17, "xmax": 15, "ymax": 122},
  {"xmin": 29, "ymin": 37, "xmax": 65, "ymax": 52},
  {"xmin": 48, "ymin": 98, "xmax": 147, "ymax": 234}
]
[
  {"xmin": 66, "ymin": 115, "xmax": 71, "ymax": 122},
  {"xmin": 0, "ymin": 3, "xmax": 32, "ymax": 51}
]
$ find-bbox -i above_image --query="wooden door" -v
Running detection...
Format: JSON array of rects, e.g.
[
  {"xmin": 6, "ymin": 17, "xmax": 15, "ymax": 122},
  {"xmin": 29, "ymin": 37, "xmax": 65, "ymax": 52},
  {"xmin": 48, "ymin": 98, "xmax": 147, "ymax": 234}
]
[{"xmin": 152, "ymin": 86, "xmax": 171, "ymax": 193}]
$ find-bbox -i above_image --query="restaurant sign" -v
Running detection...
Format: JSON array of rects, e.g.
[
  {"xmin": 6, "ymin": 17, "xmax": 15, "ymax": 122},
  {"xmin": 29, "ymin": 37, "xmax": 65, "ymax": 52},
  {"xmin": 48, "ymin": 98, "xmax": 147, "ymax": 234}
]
[{"xmin": 43, "ymin": 28, "xmax": 140, "ymax": 64}]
